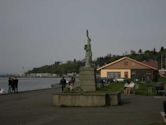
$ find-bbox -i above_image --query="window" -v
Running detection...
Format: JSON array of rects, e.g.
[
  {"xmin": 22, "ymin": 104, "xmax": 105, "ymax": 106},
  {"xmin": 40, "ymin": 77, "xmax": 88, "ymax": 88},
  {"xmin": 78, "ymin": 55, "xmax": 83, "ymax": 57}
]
[{"xmin": 107, "ymin": 72, "xmax": 120, "ymax": 78}]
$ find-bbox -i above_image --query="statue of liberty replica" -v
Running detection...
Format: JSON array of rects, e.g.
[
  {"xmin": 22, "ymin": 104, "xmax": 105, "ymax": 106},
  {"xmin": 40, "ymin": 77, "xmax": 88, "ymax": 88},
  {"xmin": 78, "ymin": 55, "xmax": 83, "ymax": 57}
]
[
  {"xmin": 84, "ymin": 30, "xmax": 92, "ymax": 67},
  {"xmin": 79, "ymin": 30, "xmax": 96, "ymax": 92}
]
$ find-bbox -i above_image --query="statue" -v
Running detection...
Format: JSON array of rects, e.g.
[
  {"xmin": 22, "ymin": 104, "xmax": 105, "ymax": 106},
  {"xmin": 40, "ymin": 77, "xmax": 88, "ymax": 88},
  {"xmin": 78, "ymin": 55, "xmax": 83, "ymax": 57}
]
[
  {"xmin": 80, "ymin": 30, "xmax": 96, "ymax": 92},
  {"xmin": 84, "ymin": 30, "xmax": 92, "ymax": 67}
]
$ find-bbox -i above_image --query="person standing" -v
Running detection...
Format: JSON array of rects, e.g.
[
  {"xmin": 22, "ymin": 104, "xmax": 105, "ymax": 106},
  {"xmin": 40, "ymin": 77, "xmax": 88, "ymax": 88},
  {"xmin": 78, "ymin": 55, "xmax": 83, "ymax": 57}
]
[
  {"xmin": 59, "ymin": 77, "xmax": 66, "ymax": 92},
  {"xmin": 11, "ymin": 77, "xmax": 15, "ymax": 93},
  {"xmin": 69, "ymin": 77, "xmax": 75, "ymax": 86},
  {"xmin": 8, "ymin": 77, "xmax": 12, "ymax": 93},
  {"xmin": 68, "ymin": 77, "xmax": 75, "ymax": 91},
  {"xmin": 14, "ymin": 77, "xmax": 18, "ymax": 93}
]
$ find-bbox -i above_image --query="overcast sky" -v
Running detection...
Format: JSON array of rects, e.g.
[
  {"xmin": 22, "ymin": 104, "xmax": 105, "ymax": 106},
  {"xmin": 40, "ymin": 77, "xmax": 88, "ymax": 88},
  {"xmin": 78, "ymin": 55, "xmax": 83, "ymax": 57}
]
[{"xmin": 0, "ymin": 0, "xmax": 166, "ymax": 73}]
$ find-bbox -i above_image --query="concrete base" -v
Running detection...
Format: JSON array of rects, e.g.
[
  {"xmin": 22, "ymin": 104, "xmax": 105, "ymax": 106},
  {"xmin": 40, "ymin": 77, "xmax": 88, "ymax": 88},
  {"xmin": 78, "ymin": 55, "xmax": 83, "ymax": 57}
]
[
  {"xmin": 53, "ymin": 93, "xmax": 105, "ymax": 107},
  {"xmin": 53, "ymin": 92, "xmax": 121, "ymax": 107},
  {"xmin": 110, "ymin": 92, "xmax": 121, "ymax": 106},
  {"xmin": 79, "ymin": 67, "xmax": 96, "ymax": 92}
]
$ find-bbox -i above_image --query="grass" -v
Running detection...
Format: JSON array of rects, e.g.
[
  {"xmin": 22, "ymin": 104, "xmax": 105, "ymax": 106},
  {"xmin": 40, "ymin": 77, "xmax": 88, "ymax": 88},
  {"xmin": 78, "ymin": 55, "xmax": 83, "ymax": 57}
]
[
  {"xmin": 135, "ymin": 83, "xmax": 155, "ymax": 96},
  {"xmin": 159, "ymin": 77, "xmax": 166, "ymax": 83},
  {"xmin": 97, "ymin": 77, "xmax": 166, "ymax": 96},
  {"xmin": 97, "ymin": 82, "xmax": 124, "ymax": 93},
  {"xmin": 97, "ymin": 82, "xmax": 156, "ymax": 96}
]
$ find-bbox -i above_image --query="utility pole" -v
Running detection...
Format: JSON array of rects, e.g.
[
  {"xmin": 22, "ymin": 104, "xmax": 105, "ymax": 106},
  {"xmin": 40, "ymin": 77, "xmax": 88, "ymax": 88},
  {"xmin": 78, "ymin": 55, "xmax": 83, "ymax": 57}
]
[
  {"xmin": 165, "ymin": 54, "xmax": 166, "ymax": 69},
  {"xmin": 161, "ymin": 55, "xmax": 163, "ymax": 69}
]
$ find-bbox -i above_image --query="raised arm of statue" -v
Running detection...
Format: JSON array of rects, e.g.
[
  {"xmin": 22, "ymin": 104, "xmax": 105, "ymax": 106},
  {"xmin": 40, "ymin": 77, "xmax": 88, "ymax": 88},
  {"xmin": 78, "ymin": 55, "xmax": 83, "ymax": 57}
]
[{"xmin": 86, "ymin": 30, "xmax": 91, "ymax": 42}]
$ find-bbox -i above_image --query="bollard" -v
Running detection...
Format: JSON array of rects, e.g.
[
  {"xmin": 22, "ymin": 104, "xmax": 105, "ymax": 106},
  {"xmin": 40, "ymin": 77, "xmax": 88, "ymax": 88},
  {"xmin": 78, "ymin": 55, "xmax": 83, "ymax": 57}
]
[
  {"xmin": 163, "ymin": 101, "xmax": 166, "ymax": 114},
  {"xmin": 105, "ymin": 94, "xmax": 110, "ymax": 106}
]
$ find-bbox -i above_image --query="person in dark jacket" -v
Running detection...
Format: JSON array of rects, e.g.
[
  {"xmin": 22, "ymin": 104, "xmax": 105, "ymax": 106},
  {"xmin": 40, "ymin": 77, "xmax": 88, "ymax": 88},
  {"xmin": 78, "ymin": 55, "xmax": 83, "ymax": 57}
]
[
  {"xmin": 11, "ymin": 77, "xmax": 15, "ymax": 93},
  {"xmin": 59, "ymin": 77, "xmax": 66, "ymax": 92},
  {"xmin": 14, "ymin": 77, "xmax": 18, "ymax": 93},
  {"xmin": 8, "ymin": 77, "xmax": 12, "ymax": 93}
]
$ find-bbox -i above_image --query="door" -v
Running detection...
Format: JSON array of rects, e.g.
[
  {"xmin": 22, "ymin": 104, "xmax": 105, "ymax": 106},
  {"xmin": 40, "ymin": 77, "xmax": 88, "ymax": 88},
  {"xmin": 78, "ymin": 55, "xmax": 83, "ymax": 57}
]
[{"xmin": 124, "ymin": 72, "xmax": 128, "ymax": 78}]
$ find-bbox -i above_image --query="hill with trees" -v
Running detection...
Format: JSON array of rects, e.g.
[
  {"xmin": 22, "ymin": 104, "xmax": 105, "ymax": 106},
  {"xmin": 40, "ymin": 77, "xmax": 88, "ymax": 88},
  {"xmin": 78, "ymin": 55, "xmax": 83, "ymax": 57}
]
[{"xmin": 26, "ymin": 46, "xmax": 166, "ymax": 75}]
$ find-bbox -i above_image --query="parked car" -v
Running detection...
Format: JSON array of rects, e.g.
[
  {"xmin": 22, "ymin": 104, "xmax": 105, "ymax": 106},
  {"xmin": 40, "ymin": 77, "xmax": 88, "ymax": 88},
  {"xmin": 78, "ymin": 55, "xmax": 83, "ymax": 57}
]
[{"xmin": 113, "ymin": 78, "xmax": 125, "ymax": 82}]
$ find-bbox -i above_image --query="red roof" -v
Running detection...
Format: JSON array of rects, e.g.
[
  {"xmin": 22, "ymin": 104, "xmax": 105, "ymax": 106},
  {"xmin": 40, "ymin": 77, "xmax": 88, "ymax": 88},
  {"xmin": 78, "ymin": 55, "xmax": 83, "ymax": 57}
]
[
  {"xmin": 97, "ymin": 57, "xmax": 158, "ymax": 71},
  {"xmin": 142, "ymin": 60, "xmax": 158, "ymax": 69}
]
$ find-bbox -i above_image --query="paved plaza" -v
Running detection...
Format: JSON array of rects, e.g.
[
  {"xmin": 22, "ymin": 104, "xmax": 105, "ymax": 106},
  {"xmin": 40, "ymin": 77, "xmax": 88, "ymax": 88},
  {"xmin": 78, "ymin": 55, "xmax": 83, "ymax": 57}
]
[{"xmin": 0, "ymin": 88, "xmax": 165, "ymax": 125}]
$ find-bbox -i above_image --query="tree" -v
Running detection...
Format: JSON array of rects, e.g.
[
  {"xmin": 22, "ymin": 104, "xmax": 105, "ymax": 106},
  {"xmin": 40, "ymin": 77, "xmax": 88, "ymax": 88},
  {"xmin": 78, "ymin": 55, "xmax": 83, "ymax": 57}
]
[
  {"xmin": 153, "ymin": 48, "xmax": 156, "ymax": 54},
  {"xmin": 130, "ymin": 50, "xmax": 136, "ymax": 55},
  {"xmin": 73, "ymin": 59, "xmax": 77, "ymax": 64},
  {"xmin": 160, "ymin": 46, "xmax": 164, "ymax": 52},
  {"xmin": 54, "ymin": 61, "xmax": 61, "ymax": 65},
  {"xmin": 26, "ymin": 46, "xmax": 165, "ymax": 75},
  {"xmin": 138, "ymin": 49, "xmax": 142, "ymax": 54}
]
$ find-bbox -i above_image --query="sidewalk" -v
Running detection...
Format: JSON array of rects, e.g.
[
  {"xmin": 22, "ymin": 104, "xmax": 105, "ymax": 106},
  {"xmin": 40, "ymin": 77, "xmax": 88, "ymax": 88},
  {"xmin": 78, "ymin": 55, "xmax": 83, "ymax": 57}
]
[{"xmin": 0, "ymin": 88, "xmax": 165, "ymax": 125}]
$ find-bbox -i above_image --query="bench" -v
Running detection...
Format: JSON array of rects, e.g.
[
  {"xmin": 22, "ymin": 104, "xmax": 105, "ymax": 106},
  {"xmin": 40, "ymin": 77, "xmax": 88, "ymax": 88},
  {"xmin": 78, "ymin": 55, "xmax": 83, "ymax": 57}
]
[{"xmin": 124, "ymin": 82, "xmax": 135, "ymax": 95}]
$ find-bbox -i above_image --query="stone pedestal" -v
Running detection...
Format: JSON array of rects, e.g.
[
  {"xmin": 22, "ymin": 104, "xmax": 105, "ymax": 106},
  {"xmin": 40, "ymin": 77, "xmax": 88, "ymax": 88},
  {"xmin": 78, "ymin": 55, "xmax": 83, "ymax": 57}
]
[{"xmin": 79, "ymin": 67, "xmax": 96, "ymax": 92}]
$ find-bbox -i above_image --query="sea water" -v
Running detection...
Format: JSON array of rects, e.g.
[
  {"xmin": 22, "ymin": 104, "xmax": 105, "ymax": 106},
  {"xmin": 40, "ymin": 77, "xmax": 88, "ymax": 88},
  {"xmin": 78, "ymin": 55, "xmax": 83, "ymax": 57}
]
[{"xmin": 0, "ymin": 77, "xmax": 70, "ymax": 92}]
